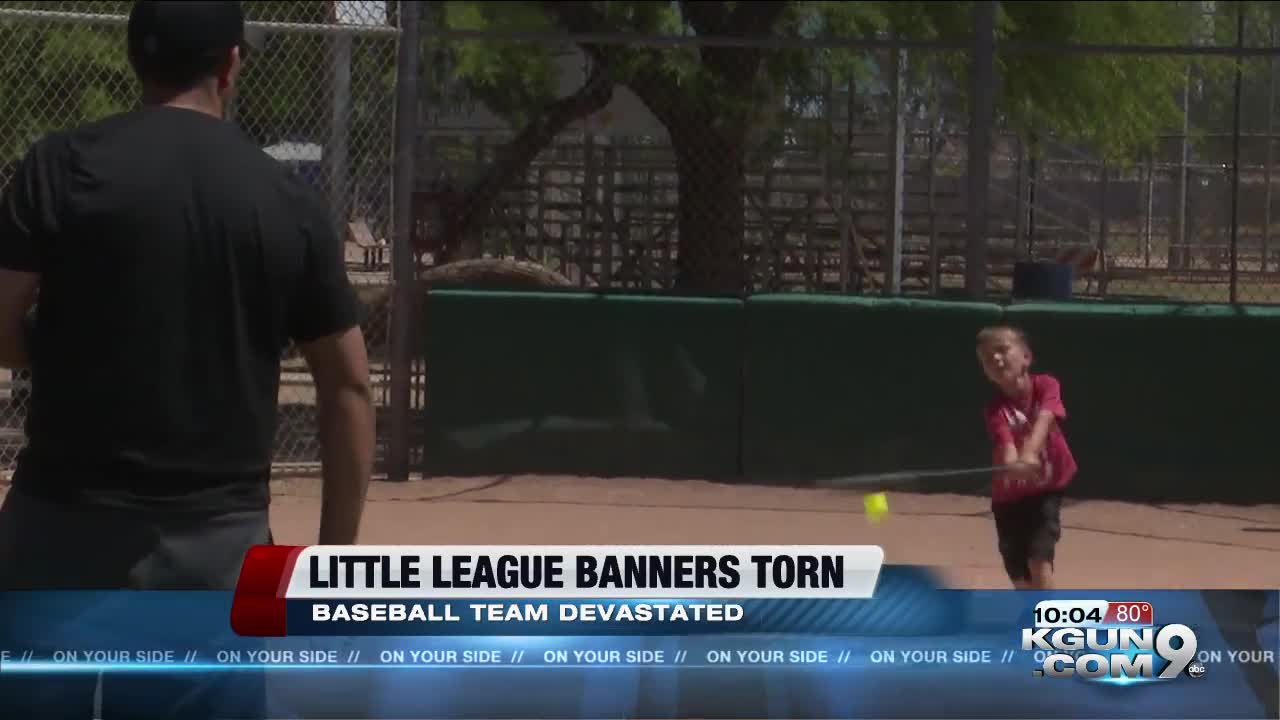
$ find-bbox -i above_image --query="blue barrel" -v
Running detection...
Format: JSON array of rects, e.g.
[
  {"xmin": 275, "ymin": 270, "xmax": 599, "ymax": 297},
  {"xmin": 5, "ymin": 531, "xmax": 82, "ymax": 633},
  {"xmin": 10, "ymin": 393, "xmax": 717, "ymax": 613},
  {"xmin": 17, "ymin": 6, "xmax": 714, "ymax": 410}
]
[{"xmin": 1012, "ymin": 261, "xmax": 1073, "ymax": 300}]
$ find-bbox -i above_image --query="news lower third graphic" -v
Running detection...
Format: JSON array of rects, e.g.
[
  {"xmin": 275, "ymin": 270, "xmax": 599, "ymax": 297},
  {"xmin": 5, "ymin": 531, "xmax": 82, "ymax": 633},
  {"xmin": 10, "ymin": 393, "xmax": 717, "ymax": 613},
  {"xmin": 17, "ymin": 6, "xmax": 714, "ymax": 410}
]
[
  {"xmin": 230, "ymin": 545, "xmax": 887, "ymax": 637},
  {"xmin": 0, "ymin": 546, "xmax": 1274, "ymax": 719},
  {"xmin": 1023, "ymin": 600, "xmax": 1203, "ymax": 682}
]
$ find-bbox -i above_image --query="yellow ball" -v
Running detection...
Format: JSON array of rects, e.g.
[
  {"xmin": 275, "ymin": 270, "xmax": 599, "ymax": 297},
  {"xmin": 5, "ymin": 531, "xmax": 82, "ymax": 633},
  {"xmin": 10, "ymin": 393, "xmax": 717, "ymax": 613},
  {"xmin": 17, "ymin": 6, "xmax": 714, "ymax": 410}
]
[{"xmin": 864, "ymin": 492, "xmax": 889, "ymax": 522}]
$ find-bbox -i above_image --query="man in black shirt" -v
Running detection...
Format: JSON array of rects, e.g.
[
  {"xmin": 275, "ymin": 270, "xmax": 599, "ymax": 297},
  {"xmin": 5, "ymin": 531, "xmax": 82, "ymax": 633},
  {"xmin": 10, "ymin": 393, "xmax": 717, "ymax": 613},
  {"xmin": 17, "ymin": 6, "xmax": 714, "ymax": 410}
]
[{"xmin": 0, "ymin": 1, "xmax": 374, "ymax": 716}]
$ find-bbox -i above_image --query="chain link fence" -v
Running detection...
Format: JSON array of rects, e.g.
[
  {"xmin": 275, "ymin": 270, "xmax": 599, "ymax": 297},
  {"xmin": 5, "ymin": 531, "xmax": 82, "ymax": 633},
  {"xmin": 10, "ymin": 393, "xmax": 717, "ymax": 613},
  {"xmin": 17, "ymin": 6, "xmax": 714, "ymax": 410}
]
[
  {"xmin": 6, "ymin": 1, "xmax": 1280, "ymax": 476},
  {"xmin": 0, "ymin": 1, "xmax": 403, "ymax": 474},
  {"xmin": 416, "ymin": 2, "xmax": 1280, "ymax": 305}
]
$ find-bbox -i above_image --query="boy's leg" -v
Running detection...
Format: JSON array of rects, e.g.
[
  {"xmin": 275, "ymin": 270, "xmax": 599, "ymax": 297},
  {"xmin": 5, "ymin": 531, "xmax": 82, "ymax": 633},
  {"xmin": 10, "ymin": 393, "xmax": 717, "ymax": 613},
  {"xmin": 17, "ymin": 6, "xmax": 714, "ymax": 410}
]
[
  {"xmin": 993, "ymin": 500, "xmax": 1034, "ymax": 589},
  {"xmin": 1027, "ymin": 559, "xmax": 1054, "ymax": 590},
  {"xmin": 1025, "ymin": 493, "xmax": 1064, "ymax": 590}
]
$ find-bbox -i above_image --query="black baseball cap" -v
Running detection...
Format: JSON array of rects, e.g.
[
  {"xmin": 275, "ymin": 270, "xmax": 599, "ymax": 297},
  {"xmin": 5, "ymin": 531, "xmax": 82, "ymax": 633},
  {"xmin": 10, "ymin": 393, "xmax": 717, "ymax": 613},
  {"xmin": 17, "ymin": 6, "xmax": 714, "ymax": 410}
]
[{"xmin": 127, "ymin": 1, "xmax": 255, "ymax": 71}]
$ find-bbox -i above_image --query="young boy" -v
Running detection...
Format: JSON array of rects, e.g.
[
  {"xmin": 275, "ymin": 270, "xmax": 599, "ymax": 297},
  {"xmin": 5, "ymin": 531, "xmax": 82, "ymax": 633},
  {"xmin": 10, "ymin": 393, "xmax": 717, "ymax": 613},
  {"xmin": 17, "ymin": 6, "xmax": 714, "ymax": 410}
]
[{"xmin": 976, "ymin": 326, "xmax": 1077, "ymax": 590}]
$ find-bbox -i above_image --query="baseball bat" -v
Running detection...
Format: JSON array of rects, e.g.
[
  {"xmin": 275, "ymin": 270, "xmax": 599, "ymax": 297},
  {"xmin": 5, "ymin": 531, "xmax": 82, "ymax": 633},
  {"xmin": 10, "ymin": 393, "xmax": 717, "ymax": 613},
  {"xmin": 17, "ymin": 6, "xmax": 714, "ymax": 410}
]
[{"xmin": 810, "ymin": 464, "xmax": 1011, "ymax": 490}]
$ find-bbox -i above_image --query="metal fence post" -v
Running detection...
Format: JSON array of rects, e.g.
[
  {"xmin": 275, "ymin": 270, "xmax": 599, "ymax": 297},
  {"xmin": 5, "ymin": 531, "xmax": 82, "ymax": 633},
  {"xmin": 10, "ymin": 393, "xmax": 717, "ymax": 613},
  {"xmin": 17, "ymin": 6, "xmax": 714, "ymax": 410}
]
[
  {"xmin": 1230, "ymin": 7, "xmax": 1244, "ymax": 304},
  {"xmin": 1266, "ymin": 38, "xmax": 1276, "ymax": 273},
  {"xmin": 328, "ymin": 2, "xmax": 353, "ymax": 237},
  {"xmin": 885, "ymin": 43, "xmax": 906, "ymax": 297},
  {"xmin": 966, "ymin": 0, "xmax": 997, "ymax": 299},
  {"xmin": 388, "ymin": 0, "xmax": 421, "ymax": 482},
  {"xmin": 1174, "ymin": 68, "xmax": 1190, "ymax": 272}
]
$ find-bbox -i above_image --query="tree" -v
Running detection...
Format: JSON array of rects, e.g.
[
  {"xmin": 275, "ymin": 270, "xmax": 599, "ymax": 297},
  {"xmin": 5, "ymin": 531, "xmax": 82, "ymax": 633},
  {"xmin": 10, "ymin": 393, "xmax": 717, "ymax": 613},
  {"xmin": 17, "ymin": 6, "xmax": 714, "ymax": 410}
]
[
  {"xmin": 0, "ymin": 1, "xmax": 136, "ymax": 163},
  {"xmin": 0, "ymin": 1, "xmax": 1255, "ymax": 293},
  {"xmin": 236, "ymin": 1, "xmax": 399, "ymax": 189},
  {"xmin": 0, "ymin": 0, "xmax": 398, "ymax": 217},
  {"xmin": 1179, "ymin": 2, "xmax": 1279, "ymax": 157},
  {"xmin": 436, "ymin": 1, "xmax": 1221, "ymax": 293}
]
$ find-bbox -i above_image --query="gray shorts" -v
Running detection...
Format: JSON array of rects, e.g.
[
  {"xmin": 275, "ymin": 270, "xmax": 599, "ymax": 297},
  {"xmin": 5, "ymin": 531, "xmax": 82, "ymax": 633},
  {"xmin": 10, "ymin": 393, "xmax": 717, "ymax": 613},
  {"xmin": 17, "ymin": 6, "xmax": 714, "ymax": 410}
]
[{"xmin": 0, "ymin": 487, "xmax": 272, "ymax": 719}]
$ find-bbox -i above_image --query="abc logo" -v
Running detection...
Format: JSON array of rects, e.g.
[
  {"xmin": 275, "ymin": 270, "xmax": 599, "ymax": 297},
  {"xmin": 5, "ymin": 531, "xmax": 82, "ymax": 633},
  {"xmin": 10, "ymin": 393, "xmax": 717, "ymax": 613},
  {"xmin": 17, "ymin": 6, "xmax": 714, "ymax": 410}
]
[{"xmin": 1186, "ymin": 661, "xmax": 1207, "ymax": 679}]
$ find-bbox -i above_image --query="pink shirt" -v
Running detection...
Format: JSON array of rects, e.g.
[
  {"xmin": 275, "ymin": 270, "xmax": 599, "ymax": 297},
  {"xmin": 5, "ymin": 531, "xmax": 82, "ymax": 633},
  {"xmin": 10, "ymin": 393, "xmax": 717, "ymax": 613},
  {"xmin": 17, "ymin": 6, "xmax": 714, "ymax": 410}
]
[{"xmin": 984, "ymin": 373, "xmax": 1078, "ymax": 505}]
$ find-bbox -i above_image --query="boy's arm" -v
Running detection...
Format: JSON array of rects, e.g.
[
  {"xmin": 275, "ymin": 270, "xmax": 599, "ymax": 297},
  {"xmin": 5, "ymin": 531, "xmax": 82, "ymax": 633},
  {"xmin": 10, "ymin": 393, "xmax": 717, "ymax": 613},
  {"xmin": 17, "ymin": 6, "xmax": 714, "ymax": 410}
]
[
  {"xmin": 1018, "ymin": 375, "xmax": 1068, "ymax": 465},
  {"xmin": 1017, "ymin": 413, "xmax": 1055, "ymax": 466},
  {"xmin": 1000, "ymin": 442, "xmax": 1019, "ymax": 467},
  {"xmin": 985, "ymin": 404, "xmax": 1020, "ymax": 468}
]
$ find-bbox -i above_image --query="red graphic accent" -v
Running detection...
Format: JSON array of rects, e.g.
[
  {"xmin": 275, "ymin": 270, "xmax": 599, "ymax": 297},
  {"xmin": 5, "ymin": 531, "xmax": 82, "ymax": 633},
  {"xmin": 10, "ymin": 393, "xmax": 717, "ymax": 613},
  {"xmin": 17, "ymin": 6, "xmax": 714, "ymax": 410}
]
[
  {"xmin": 230, "ymin": 545, "xmax": 307, "ymax": 637},
  {"xmin": 1103, "ymin": 601, "xmax": 1154, "ymax": 626}
]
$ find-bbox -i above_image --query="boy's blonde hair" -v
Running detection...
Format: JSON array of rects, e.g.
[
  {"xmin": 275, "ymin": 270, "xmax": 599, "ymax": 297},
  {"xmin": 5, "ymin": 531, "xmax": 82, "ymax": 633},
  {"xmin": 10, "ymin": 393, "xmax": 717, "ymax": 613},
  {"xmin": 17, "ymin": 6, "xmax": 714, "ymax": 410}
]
[{"xmin": 976, "ymin": 325, "xmax": 1030, "ymax": 349}]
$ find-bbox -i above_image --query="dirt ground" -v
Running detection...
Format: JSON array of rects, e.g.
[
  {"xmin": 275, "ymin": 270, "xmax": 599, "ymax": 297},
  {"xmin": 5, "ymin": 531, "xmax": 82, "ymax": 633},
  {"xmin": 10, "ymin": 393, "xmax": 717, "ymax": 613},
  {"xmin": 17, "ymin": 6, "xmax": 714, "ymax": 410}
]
[{"xmin": 266, "ymin": 474, "xmax": 1280, "ymax": 590}]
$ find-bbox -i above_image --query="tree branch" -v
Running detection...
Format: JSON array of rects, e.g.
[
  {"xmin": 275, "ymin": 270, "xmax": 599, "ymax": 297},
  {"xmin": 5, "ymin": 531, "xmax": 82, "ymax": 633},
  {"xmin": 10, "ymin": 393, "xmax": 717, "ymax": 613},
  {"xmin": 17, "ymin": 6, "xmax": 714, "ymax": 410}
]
[
  {"xmin": 679, "ymin": 0, "xmax": 730, "ymax": 35},
  {"xmin": 539, "ymin": 2, "xmax": 784, "ymax": 149},
  {"xmin": 727, "ymin": 0, "xmax": 789, "ymax": 37},
  {"xmin": 541, "ymin": 1, "xmax": 689, "ymax": 130},
  {"xmin": 441, "ymin": 66, "xmax": 616, "ymax": 261},
  {"xmin": 703, "ymin": 0, "xmax": 789, "ymax": 81}
]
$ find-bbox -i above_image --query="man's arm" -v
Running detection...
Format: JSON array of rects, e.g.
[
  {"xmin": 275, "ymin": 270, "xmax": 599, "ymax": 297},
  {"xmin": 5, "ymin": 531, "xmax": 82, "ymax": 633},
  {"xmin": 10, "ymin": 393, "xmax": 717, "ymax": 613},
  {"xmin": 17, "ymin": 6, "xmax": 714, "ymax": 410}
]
[
  {"xmin": 0, "ymin": 270, "xmax": 38, "ymax": 369},
  {"xmin": 290, "ymin": 189, "xmax": 373, "ymax": 545},
  {"xmin": 0, "ymin": 140, "xmax": 57, "ymax": 369},
  {"xmin": 300, "ymin": 326, "xmax": 374, "ymax": 545}
]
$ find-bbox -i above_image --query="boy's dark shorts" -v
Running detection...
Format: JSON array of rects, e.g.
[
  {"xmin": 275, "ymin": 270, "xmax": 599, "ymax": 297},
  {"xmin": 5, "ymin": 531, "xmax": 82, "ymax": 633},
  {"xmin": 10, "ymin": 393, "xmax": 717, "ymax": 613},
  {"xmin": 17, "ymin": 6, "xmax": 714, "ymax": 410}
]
[{"xmin": 993, "ymin": 491, "xmax": 1063, "ymax": 582}]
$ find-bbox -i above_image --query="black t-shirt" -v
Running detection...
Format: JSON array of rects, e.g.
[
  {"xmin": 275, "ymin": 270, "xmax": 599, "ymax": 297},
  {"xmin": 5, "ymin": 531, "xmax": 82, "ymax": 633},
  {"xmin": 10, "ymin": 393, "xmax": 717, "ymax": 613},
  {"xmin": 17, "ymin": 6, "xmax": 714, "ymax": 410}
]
[{"xmin": 0, "ymin": 105, "xmax": 362, "ymax": 512}]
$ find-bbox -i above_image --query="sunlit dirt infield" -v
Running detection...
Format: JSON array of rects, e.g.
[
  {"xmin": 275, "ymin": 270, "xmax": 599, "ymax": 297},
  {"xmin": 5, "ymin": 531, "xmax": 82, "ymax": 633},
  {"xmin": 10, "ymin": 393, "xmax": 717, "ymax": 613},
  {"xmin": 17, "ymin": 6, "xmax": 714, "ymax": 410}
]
[{"xmin": 265, "ymin": 474, "xmax": 1280, "ymax": 590}]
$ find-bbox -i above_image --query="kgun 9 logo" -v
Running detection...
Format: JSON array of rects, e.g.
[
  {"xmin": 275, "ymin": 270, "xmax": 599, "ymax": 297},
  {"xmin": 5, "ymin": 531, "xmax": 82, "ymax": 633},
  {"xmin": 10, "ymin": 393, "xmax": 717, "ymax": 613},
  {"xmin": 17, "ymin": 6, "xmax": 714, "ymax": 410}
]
[{"xmin": 1022, "ymin": 624, "xmax": 1200, "ymax": 680}]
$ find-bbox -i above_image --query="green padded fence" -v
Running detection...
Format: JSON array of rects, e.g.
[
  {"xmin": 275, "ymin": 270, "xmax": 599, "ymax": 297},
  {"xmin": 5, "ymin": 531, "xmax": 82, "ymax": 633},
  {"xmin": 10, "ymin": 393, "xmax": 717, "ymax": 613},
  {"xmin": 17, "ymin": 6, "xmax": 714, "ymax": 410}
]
[
  {"xmin": 421, "ymin": 291, "xmax": 744, "ymax": 479},
  {"xmin": 1002, "ymin": 302, "xmax": 1280, "ymax": 504},
  {"xmin": 742, "ymin": 295, "xmax": 1003, "ymax": 488},
  {"xmin": 422, "ymin": 290, "xmax": 1280, "ymax": 505}
]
